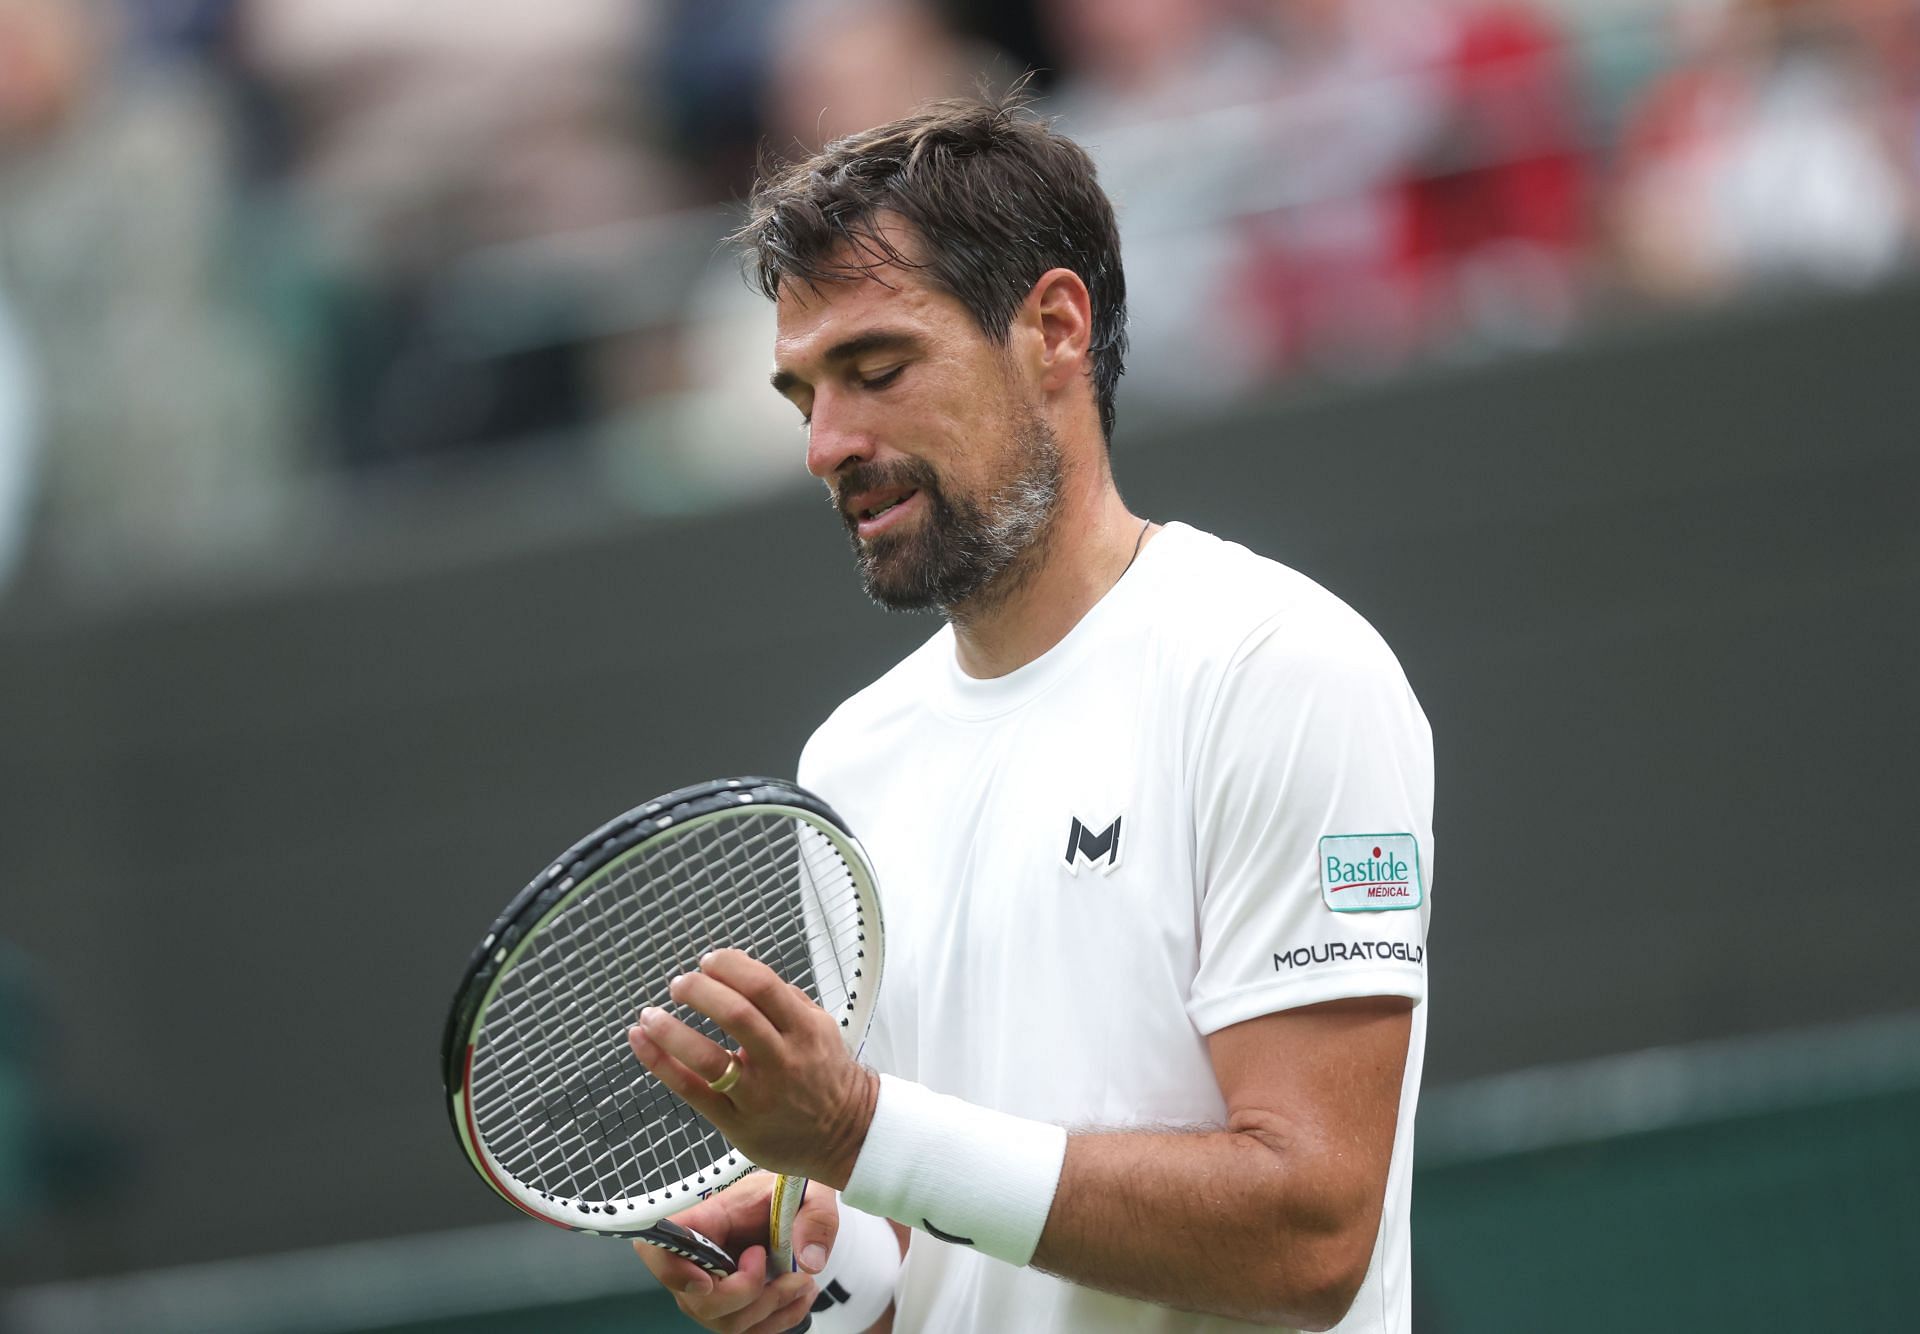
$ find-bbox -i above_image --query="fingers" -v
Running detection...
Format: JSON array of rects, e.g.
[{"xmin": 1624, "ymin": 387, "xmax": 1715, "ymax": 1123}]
[
  {"xmin": 676, "ymin": 1171, "xmax": 781, "ymax": 1244},
  {"xmin": 744, "ymin": 1283, "xmax": 821, "ymax": 1334},
  {"xmin": 632, "ymin": 1235, "xmax": 721, "ymax": 1301},
  {"xmin": 699, "ymin": 949, "xmax": 821, "ymax": 1035},
  {"xmin": 631, "ymin": 1175, "xmax": 820, "ymax": 1332},
  {"xmin": 642, "ymin": 952, "xmax": 828, "ymax": 1074},
  {"xmin": 631, "ymin": 1173, "xmax": 784, "ymax": 1296},
  {"xmin": 627, "ymin": 1023, "xmax": 732, "ymax": 1126},
  {"xmin": 671, "ymin": 1244, "xmax": 816, "ymax": 1334},
  {"xmin": 728, "ymin": 1267, "xmax": 818, "ymax": 1334},
  {"xmin": 673, "ymin": 964, "xmax": 787, "ymax": 1052},
  {"xmin": 633, "ymin": 1005, "xmax": 735, "ymax": 1086},
  {"xmin": 685, "ymin": 1242, "xmax": 770, "ymax": 1326},
  {"xmin": 793, "ymin": 1184, "xmax": 841, "ymax": 1275}
]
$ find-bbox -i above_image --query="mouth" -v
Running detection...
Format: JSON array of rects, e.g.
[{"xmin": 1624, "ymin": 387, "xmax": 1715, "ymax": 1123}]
[{"xmin": 846, "ymin": 486, "xmax": 922, "ymax": 540}]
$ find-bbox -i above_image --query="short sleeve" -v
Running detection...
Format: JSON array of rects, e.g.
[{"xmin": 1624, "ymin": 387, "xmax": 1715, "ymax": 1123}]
[{"xmin": 1186, "ymin": 611, "xmax": 1434, "ymax": 1035}]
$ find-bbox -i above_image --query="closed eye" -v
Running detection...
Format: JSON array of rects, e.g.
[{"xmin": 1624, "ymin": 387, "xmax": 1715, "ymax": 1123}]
[{"xmin": 793, "ymin": 365, "xmax": 907, "ymax": 428}]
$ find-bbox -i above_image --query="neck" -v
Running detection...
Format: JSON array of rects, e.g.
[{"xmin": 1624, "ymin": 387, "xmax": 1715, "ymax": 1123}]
[{"xmin": 947, "ymin": 454, "xmax": 1153, "ymax": 679}]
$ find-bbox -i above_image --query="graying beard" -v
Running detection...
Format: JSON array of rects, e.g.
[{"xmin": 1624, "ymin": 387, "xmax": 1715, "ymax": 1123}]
[
  {"xmin": 941, "ymin": 443, "xmax": 1061, "ymax": 624},
  {"xmin": 846, "ymin": 412, "xmax": 1065, "ymax": 617}
]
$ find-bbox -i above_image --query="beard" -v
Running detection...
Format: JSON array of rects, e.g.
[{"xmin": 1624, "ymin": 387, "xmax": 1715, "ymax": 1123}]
[{"xmin": 835, "ymin": 411, "xmax": 1065, "ymax": 616}]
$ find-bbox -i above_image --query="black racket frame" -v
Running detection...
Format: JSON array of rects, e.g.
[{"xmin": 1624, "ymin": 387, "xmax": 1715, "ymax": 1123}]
[{"xmin": 440, "ymin": 775, "xmax": 858, "ymax": 1128}]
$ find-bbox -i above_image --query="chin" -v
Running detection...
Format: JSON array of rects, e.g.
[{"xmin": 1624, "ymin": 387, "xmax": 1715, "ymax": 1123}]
[{"xmin": 856, "ymin": 555, "xmax": 943, "ymax": 614}]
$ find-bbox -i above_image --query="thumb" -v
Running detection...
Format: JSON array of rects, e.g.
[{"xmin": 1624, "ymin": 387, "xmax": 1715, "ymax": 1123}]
[{"xmin": 792, "ymin": 1184, "xmax": 841, "ymax": 1275}]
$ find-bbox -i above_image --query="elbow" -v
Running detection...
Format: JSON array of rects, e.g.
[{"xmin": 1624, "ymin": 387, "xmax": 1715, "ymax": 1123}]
[
  {"xmin": 1284, "ymin": 1260, "xmax": 1368, "ymax": 1332},
  {"xmin": 1224, "ymin": 1112, "xmax": 1394, "ymax": 1328},
  {"xmin": 1244, "ymin": 1213, "xmax": 1382, "ymax": 1328},
  {"xmin": 1253, "ymin": 1234, "xmax": 1372, "ymax": 1332},
  {"xmin": 1259, "ymin": 1236, "xmax": 1367, "ymax": 1328}
]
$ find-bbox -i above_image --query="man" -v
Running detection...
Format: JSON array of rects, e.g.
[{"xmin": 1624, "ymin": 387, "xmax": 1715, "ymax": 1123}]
[{"xmin": 628, "ymin": 94, "xmax": 1433, "ymax": 1334}]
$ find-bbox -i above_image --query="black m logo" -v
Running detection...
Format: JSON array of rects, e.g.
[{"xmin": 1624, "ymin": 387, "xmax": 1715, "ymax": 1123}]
[
  {"xmin": 1063, "ymin": 815, "xmax": 1123, "ymax": 876},
  {"xmin": 811, "ymin": 1279, "xmax": 852, "ymax": 1313}
]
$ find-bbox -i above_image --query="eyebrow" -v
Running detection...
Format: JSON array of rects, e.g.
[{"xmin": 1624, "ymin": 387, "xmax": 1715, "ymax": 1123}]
[{"xmin": 770, "ymin": 329, "xmax": 925, "ymax": 398}]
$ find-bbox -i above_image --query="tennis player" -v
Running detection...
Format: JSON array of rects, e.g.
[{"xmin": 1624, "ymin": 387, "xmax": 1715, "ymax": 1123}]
[{"xmin": 628, "ymin": 94, "xmax": 1434, "ymax": 1334}]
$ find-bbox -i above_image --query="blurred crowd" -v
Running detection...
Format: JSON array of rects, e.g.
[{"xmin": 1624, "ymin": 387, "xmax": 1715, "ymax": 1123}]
[{"xmin": 2, "ymin": 0, "xmax": 1918, "ymax": 591}]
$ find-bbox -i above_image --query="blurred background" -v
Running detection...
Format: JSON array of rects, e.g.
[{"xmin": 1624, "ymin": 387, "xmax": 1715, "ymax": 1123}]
[{"xmin": 2, "ymin": 0, "xmax": 1917, "ymax": 1329}]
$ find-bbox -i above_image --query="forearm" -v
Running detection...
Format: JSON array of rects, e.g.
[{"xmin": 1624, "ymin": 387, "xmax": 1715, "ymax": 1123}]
[
  {"xmin": 1030, "ymin": 1118, "xmax": 1381, "ymax": 1330},
  {"xmin": 837, "ymin": 1078, "xmax": 1386, "ymax": 1328}
]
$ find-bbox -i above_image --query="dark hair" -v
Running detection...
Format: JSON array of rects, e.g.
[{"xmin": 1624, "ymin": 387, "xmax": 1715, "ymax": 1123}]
[{"xmin": 733, "ymin": 92, "xmax": 1129, "ymax": 443}]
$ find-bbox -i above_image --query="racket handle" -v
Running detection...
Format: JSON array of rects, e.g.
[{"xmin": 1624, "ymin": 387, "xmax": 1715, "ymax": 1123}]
[
  {"xmin": 768, "ymin": 1174, "xmax": 813, "ymax": 1334},
  {"xmin": 644, "ymin": 1219, "xmax": 736, "ymax": 1275}
]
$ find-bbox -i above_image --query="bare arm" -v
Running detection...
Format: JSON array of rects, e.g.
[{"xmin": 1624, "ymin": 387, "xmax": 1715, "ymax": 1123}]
[
  {"xmin": 633, "ymin": 955, "xmax": 1411, "ymax": 1331},
  {"xmin": 1030, "ymin": 997, "xmax": 1412, "ymax": 1330}
]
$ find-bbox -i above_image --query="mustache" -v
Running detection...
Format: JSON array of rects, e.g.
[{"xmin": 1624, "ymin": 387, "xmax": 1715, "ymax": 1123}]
[{"xmin": 831, "ymin": 458, "xmax": 943, "ymax": 518}]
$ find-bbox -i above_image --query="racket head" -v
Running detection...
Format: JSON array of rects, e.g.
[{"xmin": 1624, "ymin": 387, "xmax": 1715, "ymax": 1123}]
[{"xmin": 441, "ymin": 777, "xmax": 883, "ymax": 1240}]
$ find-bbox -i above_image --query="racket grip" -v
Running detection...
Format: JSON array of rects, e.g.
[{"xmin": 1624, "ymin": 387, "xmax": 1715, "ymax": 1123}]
[
  {"xmin": 768, "ymin": 1174, "xmax": 813, "ymax": 1334},
  {"xmin": 646, "ymin": 1219, "xmax": 736, "ymax": 1275}
]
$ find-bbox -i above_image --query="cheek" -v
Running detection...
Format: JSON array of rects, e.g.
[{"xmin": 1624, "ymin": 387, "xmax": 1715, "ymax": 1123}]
[
  {"xmin": 899, "ymin": 354, "xmax": 1029, "ymax": 485},
  {"xmin": 898, "ymin": 388, "xmax": 975, "ymax": 465}
]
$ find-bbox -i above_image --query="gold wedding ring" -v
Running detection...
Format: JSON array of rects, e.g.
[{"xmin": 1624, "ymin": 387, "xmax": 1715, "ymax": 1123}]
[{"xmin": 707, "ymin": 1055, "xmax": 743, "ymax": 1095}]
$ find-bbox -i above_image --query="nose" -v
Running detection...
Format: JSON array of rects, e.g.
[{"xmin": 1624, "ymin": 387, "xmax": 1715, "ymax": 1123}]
[{"xmin": 803, "ymin": 389, "xmax": 877, "ymax": 481}]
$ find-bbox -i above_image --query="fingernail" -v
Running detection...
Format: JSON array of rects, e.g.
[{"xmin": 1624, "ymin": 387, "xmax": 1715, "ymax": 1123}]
[
  {"xmin": 669, "ymin": 973, "xmax": 686, "ymax": 992},
  {"xmin": 639, "ymin": 1007, "xmax": 662, "ymax": 1028},
  {"xmin": 800, "ymin": 1244, "xmax": 827, "ymax": 1273},
  {"xmin": 684, "ymin": 1273, "xmax": 712, "ymax": 1296}
]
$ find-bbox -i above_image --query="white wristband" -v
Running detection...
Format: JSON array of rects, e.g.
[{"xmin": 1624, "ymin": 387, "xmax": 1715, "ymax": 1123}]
[
  {"xmin": 839, "ymin": 1074, "xmax": 1067, "ymax": 1268},
  {"xmin": 807, "ymin": 1202, "xmax": 901, "ymax": 1333}
]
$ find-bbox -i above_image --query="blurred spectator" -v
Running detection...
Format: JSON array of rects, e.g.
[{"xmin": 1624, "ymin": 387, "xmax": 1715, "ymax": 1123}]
[
  {"xmin": 1227, "ymin": 0, "xmax": 1457, "ymax": 378},
  {"xmin": 1046, "ymin": 0, "xmax": 1577, "ymax": 392},
  {"xmin": 1614, "ymin": 0, "xmax": 1917, "ymax": 299},
  {"xmin": 765, "ymin": 0, "xmax": 1008, "ymax": 150},
  {"xmin": 1043, "ymin": 0, "xmax": 1292, "ymax": 403},
  {"xmin": 0, "ymin": 0, "xmax": 293, "ymax": 586},
  {"xmin": 648, "ymin": 0, "xmax": 789, "ymax": 203},
  {"xmin": 1402, "ymin": 2, "xmax": 1591, "ymax": 351},
  {"xmin": 1229, "ymin": 0, "xmax": 1589, "ymax": 377},
  {"xmin": 118, "ymin": 0, "xmax": 242, "ymax": 60},
  {"xmin": 616, "ymin": 0, "xmax": 1001, "ymax": 505},
  {"xmin": 232, "ymin": 0, "xmax": 686, "ymax": 467},
  {"xmin": 5, "ymin": 0, "xmax": 1920, "ymax": 570}
]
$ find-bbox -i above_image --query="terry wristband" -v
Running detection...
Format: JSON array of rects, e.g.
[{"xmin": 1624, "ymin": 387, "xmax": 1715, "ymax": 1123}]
[
  {"xmin": 839, "ymin": 1074, "xmax": 1068, "ymax": 1268},
  {"xmin": 807, "ymin": 1201, "xmax": 901, "ymax": 1332}
]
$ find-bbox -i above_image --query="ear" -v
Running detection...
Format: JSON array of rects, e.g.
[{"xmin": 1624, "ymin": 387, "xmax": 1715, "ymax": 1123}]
[{"xmin": 1018, "ymin": 268, "xmax": 1093, "ymax": 396}]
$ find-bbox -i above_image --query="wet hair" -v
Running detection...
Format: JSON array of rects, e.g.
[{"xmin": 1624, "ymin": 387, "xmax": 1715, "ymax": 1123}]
[{"xmin": 733, "ymin": 88, "xmax": 1129, "ymax": 443}]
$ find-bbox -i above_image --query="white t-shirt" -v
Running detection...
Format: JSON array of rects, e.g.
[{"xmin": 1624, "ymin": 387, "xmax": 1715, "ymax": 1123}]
[{"xmin": 798, "ymin": 522, "xmax": 1434, "ymax": 1334}]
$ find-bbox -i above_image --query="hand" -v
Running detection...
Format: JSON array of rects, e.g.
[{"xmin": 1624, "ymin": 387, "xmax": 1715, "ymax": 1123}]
[
  {"xmin": 627, "ymin": 949, "xmax": 878, "ymax": 1188},
  {"xmin": 633, "ymin": 1171, "xmax": 840, "ymax": 1334}
]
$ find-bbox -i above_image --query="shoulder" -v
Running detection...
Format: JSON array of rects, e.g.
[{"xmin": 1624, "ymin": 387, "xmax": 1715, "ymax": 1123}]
[
  {"xmin": 1143, "ymin": 523, "xmax": 1409, "ymax": 691},
  {"xmin": 798, "ymin": 624, "xmax": 950, "ymax": 786}
]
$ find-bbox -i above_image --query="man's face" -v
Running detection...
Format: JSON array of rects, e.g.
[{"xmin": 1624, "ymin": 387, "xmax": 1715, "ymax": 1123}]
[{"xmin": 771, "ymin": 242, "xmax": 1064, "ymax": 615}]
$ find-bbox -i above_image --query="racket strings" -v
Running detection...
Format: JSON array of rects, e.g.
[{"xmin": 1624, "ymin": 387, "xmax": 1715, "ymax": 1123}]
[
  {"xmin": 624, "ymin": 815, "xmax": 865, "ymax": 1191},
  {"xmin": 468, "ymin": 811, "xmax": 867, "ymax": 1210}
]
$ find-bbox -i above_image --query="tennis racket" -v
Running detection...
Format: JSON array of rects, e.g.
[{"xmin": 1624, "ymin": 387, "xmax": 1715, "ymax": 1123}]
[{"xmin": 441, "ymin": 776, "xmax": 884, "ymax": 1323}]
